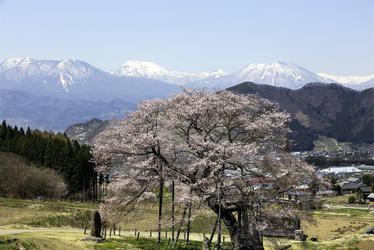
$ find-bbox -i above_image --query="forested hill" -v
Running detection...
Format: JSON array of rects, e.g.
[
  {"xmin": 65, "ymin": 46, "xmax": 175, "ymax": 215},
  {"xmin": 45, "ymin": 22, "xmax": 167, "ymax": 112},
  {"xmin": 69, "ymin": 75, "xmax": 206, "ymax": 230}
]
[
  {"xmin": 228, "ymin": 82, "xmax": 374, "ymax": 151},
  {"xmin": 0, "ymin": 120, "xmax": 96, "ymax": 197}
]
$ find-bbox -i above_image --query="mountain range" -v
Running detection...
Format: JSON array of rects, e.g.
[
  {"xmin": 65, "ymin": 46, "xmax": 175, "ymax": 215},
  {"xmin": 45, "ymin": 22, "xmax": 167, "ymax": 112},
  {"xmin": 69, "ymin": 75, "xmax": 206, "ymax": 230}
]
[
  {"xmin": 65, "ymin": 83, "xmax": 374, "ymax": 150},
  {"xmin": 1, "ymin": 57, "xmax": 374, "ymax": 133},
  {"xmin": 228, "ymin": 82, "xmax": 374, "ymax": 150},
  {"xmin": 113, "ymin": 60, "xmax": 227, "ymax": 85},
  {"xmin": 113, "ymin": 60, "xmax": 374, "ymax": 90}
]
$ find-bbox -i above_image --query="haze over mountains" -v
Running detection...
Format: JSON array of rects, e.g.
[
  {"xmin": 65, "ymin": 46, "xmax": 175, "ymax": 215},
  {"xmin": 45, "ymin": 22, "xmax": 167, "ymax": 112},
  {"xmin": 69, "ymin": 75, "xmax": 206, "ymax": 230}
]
[{"xmin": 1, "ymin": 57, "xmax": 373, "ymax": 133}]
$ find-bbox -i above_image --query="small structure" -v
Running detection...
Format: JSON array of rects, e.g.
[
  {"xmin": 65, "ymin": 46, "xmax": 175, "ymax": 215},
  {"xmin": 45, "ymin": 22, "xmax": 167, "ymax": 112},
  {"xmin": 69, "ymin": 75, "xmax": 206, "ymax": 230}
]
[
  {"xmin": 82, "ymin": 210, "xmax": 105, "ymax": 243},
  {"xmin": 367, "ymin": 193, "xmax": 374, "ymax": 202},
  {"xmin": 346, "ymin": 177, "xmax": 361, "ymax": 184},
  {"xmin": 338, "ymin": 181, "xmax": 361, "ymax": 194},
  {"xmin": 262, "ymin": 216, "xmax": 301, "ymax": 238},
  {"xmin": 91, "ymin": 210, "xmax": 102, "ymax": 237},
  {"xmin": 364, "ymin": 227, "xmax": 374, "ymax": 234},
  {"xmin": 247, "ymin": 176, "xmax": 274, "ymax": 190},
  {"xmin": 359, "ymin": 184, "xmax": 372, "ymax": 198},
  {"xmin": 318, "ymin": 166, "xmax": 362, "ymax": 178},
  {"xmin": 316, "ymin": 190, "xmax": 336, "ymax": 197},
  {"xmin": 294, "ymin": 230, "xmax": 305, "ymax": 241},
  {"xmin": 356, "ymin": 165, "xmax": 374, "ymax": 173}
]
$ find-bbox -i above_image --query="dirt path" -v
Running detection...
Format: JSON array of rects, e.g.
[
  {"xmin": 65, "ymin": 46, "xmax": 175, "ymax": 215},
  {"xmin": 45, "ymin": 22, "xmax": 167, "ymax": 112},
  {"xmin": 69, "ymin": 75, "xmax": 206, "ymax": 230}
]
[{"xmin": 0, "ymin": 228, "xmax": 61, "ymax": 235}]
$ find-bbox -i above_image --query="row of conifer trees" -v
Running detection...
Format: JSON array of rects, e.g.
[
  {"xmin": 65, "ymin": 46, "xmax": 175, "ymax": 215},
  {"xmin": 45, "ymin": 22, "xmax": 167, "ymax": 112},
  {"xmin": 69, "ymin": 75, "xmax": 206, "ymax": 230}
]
[{"xmin": 0, "ymin": 120, "xmax": 98, "ymax": 199}]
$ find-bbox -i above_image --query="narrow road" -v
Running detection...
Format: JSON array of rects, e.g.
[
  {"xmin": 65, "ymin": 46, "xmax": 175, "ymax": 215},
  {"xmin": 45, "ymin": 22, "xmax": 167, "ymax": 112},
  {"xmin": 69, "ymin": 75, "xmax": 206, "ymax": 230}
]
[
  {"xmin": 322, "ymin": 204, "xmax": 372, "ymax": 210},
  {"xmin": 0, "ymin": 228, "xmax": 62, "ymax": 235}
]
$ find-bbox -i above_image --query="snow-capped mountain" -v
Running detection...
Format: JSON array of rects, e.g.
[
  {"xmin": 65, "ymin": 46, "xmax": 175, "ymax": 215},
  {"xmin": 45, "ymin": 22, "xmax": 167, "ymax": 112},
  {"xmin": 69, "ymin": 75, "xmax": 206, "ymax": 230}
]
[
  {"xmin": 318, "ymin": 73, "xmax": 374, "ymax": 85},
  {"xmin": 1, "ymin": 57, "xmax": 373, "ymax": 131},
  {"xmin": 187, "ymin": 61, "xmax": 332, "ymax": 90},
  {"xmin": 114, "ymin": 60, "xmax": 226, "ymax": 85},
  {"xmin": 0, "ymin": 57, "xmax": 180, "ymax": 130},
  {"xmin": 318, "ymin": 72, "xmax": 374, "ymax": 90},
  {"xmin": 0, "ymin": 57, "xmax": 179, "ymax": 101},
  {"xmin": 0, "ymin": 57, "xmax": 109, "ymax": 92}
]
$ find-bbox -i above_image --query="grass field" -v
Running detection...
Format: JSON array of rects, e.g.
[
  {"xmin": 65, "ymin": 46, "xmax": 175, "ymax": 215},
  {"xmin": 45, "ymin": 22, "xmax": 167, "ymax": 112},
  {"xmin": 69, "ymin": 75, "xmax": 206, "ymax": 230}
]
[
  {"xmin": 0, "ymin": 197, "xmax": 373, "ymax": 249},
  {"xmin": 313, "ymin": 136, "xmax": 352, "ymax": 152}
]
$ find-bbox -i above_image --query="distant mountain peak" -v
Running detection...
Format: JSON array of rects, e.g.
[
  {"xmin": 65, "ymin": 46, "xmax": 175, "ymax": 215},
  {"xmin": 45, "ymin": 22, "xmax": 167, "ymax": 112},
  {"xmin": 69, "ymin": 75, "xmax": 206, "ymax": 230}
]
[
  {"xmin": 318, "ymin": 72, "xmax": 374, "ymax": 85},
  {"xmin": 188, "ymin": 61, "xmax": 330, "ymax": 90},
  {"xmin": 115, "ymin": 60, "xmax": 169, "ymax": 78},
  {"xmin": 114, "ymin": 60, "xmax": 226, "ymax": 85}
]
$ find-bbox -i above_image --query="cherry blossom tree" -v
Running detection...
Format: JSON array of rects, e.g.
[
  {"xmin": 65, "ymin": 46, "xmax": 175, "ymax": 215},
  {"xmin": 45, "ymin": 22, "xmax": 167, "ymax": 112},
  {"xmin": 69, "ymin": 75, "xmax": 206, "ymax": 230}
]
[{"xmin": 93, "ymin": 90, "xmax": 315, "ymax": 250}]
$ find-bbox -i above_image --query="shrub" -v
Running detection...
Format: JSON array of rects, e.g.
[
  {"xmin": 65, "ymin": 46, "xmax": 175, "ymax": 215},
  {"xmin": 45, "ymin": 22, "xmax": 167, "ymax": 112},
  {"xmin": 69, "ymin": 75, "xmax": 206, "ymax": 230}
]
[
  {"xmin": 0, "ymin": 152, "xmax": 66, "ymax": 199},
  {"xmin": 348, "ymin": 196, "xmax": 356, "ymax": 204}
]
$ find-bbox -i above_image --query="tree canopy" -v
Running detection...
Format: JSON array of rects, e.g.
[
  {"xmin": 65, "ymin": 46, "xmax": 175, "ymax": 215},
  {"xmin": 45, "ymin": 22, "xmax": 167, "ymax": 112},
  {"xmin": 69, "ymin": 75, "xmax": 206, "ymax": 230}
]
[{"xmin": 93, "ymin": 90, "xmax": 315, "ymax": 250}]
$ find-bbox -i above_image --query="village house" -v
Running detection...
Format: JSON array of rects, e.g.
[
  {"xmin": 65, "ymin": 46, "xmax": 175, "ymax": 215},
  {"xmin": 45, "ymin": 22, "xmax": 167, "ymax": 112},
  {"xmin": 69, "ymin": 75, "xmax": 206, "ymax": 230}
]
[{"xmin": 367, "ymin": 193, "xmax": 374, "ymax": 203}]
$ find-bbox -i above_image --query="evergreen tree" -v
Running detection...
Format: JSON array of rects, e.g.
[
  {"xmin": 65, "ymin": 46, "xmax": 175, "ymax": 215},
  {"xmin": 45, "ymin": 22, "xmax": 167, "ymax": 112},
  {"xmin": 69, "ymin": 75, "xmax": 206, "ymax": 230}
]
[{"xmin": 0, "ymin": 120, "xmax": 96, "ymax": 197}]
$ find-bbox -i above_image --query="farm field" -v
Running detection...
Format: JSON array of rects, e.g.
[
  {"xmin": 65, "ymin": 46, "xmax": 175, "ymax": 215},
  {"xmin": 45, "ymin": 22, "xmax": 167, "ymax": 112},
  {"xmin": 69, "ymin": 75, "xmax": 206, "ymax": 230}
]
[
  {"xmin": 0, "ymin": 197, "xmax": 373, "ymax": 249},
  {"xmin": 313, "ymin": 136, "xmax": 352, "ymax": 152}
]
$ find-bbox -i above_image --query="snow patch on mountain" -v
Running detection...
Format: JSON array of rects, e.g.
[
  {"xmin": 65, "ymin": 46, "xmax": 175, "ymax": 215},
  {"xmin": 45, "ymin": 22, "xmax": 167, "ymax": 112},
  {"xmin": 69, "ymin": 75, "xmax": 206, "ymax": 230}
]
[
  {"xmin": 188, "ymin": 61, "xmax": 332, "ymax": 90},
  {"xmin": 318, "ymin": 72, "xmax": 374, "ymax": 85},
  {"xmin": 114, "ymin": 60, "xmax": 226, "ymax": 85},
  {"xmin": 0, "ymin": 57, "xmax": 108, "ymax": 93}
]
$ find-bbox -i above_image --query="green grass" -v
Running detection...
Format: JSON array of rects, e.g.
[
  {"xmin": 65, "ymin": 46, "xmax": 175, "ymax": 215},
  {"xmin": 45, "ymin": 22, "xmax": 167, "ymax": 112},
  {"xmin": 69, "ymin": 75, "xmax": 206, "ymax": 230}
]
[
  {"xmin": 0, "ymin": 237, "xmax": 38, "ymax": 250},
  {"xmin": 292, "ymin": 234, "xmax": 374, "ymax": 250},
  {"xmin": 94, "ymin": 237, "xmax": 207, "ymax": 250},
  {"xmin": 313, "ymin": 135, "xmax": 352, "ymax": 152},
  {"xmin": 0, "ymin": 197, "xmax": 94, "ymax": 228},
  {"xmin": 0, "ymin": 197, "xmax": 373, "ymax": 249},
  {"xmin": 315, "ymin": 208, "xmax": 373, "ymax": 218},
  {"xmin": 0, "ymin": 229, "xmax": 88, "ymax": 250}
]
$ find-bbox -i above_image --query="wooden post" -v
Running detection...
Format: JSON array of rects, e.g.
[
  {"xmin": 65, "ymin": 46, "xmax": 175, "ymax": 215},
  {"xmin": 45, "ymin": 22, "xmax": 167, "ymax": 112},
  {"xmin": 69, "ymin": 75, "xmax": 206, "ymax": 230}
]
[
  {"xmin": 119, "ymin": 227, "xmax": 121, "ymax": 236},
  {"xmin": 165, "ymin": 230, "xmax": 168, "ymax": 238},
  {"xmin": 186, "ymin": 202, "xmax": 192, "ymax": 244},
  {"xmin": 171, "ymin": 180, "xmax": 175, "ymax": 241},
  {"xmin": 137, "ymin": 232, "xmax": 140, "ymax": 240},
  {"xmin": 209, "ymin": 217, "xmax": 218, "ymax": 246},
  {"xmin": 217, "ymin": 182, "xmax": 222, "ymax": 250},
  {"xmin": 158, "ymin": 169, "xmax": 164, "ymax": 243},
  {"xmin": 173, "ymin": 204, "xmax": 188, "ymax": 247},
  {"xmin": 113, "ymin": 224, "xmax": 116, "ymax": 235}
]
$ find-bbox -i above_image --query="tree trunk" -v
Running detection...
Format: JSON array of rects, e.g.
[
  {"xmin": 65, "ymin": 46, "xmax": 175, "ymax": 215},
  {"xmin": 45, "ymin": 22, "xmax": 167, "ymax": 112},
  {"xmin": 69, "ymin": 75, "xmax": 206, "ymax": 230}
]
[
  {"xmin": 211, "ymin": 206, "xmax": 264, "ymax": 250},
  {"xmin": 228, "ymin": 209, "xmax": 263, "ymax": 250}
]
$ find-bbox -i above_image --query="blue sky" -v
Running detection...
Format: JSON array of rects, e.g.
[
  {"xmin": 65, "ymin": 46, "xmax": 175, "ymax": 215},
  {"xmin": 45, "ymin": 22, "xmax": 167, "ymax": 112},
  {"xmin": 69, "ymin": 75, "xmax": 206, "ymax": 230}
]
[{"xmin": 0, "ymin": 0, "xmax": 373, "ymax": 75}]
